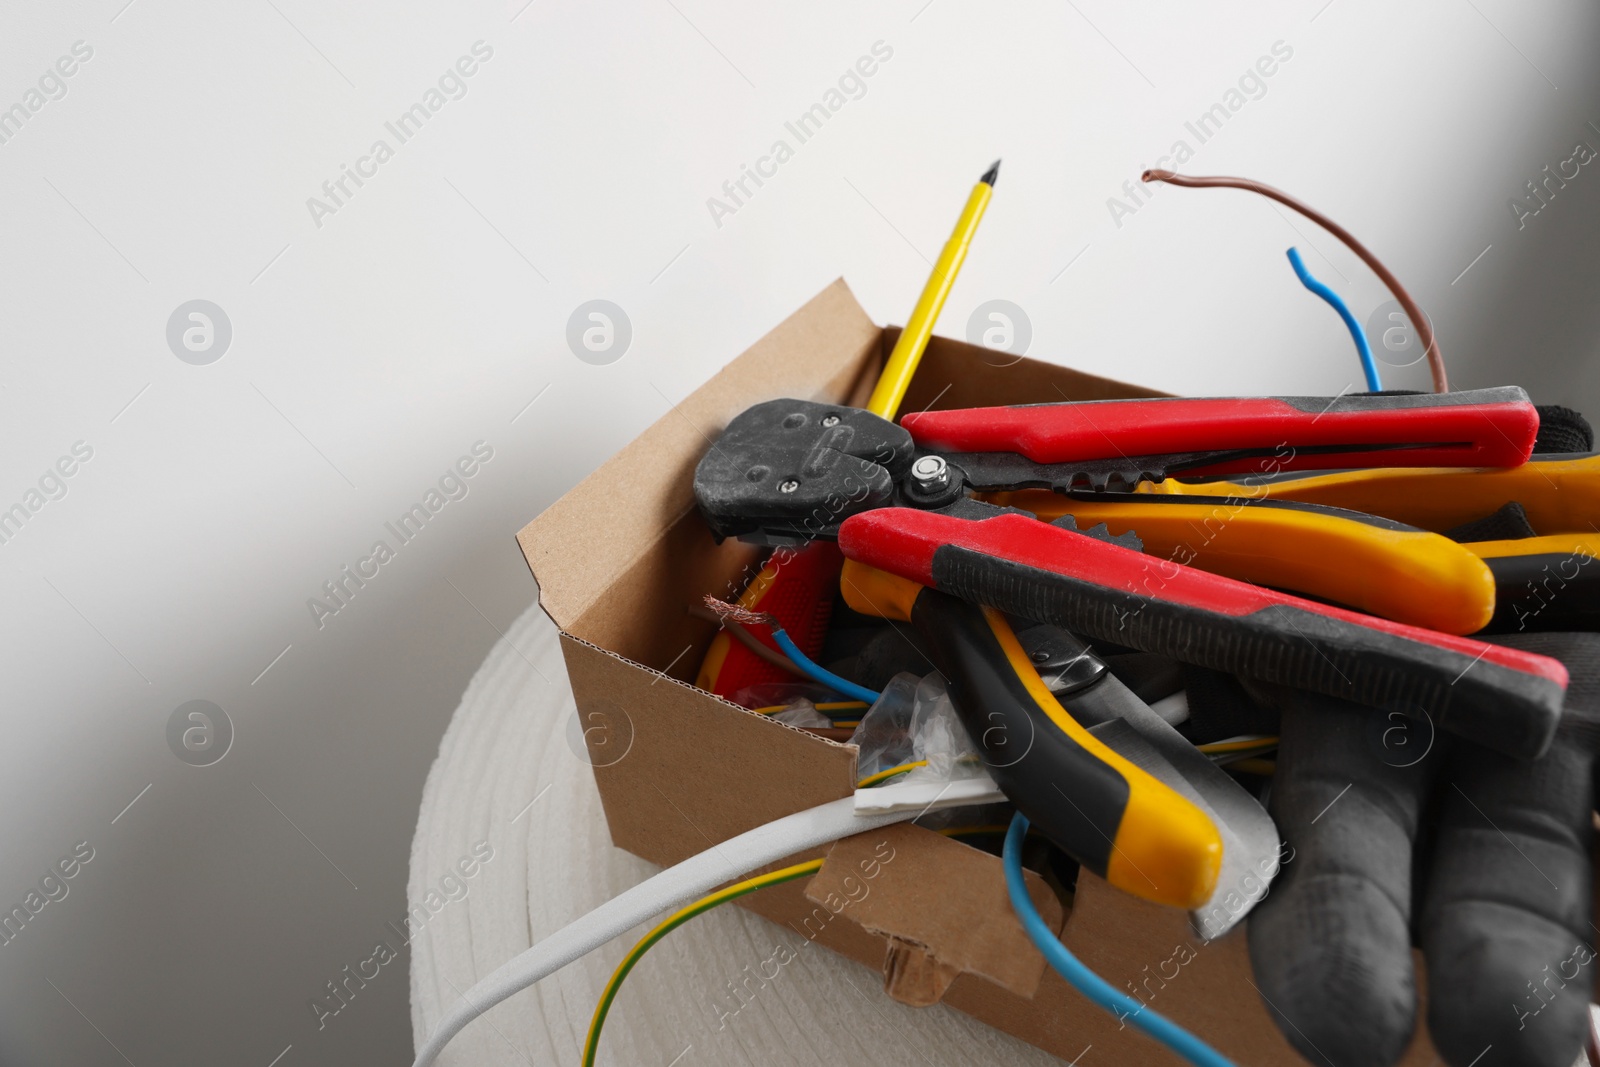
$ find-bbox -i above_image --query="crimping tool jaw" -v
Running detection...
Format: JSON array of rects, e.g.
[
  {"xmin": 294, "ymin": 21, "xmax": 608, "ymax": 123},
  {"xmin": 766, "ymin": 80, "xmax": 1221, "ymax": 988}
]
[
  {"xmin": 693, "ymin": 398, "xmax": 914, "ymax": 545},
  {"xmin": 692, "ymin": 398, "xmax": 1088, "ymax": 545}
]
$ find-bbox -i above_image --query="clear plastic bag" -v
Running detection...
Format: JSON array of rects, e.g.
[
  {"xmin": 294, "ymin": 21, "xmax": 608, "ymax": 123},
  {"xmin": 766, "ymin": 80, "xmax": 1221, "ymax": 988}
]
[
  {"xmin": 849, "ymin": 672, "xmax": 921, "ymax": 777},
  {"xmin": 906, "ymin": 672, "xmax": 980, "ymax": 781},
  {"xmin": 849, "ymin": 672, "xmax": 980, "ymax": 781}
]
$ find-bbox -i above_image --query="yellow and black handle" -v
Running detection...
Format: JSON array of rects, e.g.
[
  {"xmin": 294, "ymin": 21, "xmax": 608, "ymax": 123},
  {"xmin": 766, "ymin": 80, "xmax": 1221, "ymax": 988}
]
[
  {"xmin": 840, "ymin": 559, "xmax": 1222, "ymax": 910},
  {"xmin": 1120, "ymin": 457, "xmax": 1600, "ymax": 634},
  {"xmin": 987, "ymin": 489, "xmax": 1497, "ymax": 635},
  {"xmin": 1143, "ymin": 452, "xmax": 1600, "ymax": 535},
  {"xmin": 1469, "ymin": 534, "xmax": 1600, "ymax": 633}
]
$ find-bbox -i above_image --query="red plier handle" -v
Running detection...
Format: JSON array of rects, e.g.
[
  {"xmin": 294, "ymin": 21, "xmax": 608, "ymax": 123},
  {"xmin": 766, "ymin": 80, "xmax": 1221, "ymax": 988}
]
[
  {"xmin": 838, "ymin": 507, "xmax": 1566, "ymax": 759},
  {"xmin": 902, "ymin": 387, "xmax": 1537, "ymax": 476}
]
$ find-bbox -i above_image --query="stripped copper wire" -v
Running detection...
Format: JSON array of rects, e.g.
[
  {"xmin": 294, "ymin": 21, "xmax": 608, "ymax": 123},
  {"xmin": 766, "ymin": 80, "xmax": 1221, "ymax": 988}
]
[
  {"xmin": 700, "ymin": 594, "xmax": 779, "ymax": 629},
  {"xmin": 687, "ymin": 602, "xmax": 803, "ymax": 678}
]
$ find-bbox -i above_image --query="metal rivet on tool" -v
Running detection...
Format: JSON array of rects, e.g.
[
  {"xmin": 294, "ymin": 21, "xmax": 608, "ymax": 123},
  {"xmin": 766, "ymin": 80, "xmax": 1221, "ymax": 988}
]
[
  {"xmin": 821, "ymin": 415, "xmax": 839, "ymax": 427},
  {"xmin": 779, "ymin": 479, "xmax": 799, "ymax": 493},
  {"xmin": 911, "ymin": 455, "xmax": 949, "ymax": 491}
]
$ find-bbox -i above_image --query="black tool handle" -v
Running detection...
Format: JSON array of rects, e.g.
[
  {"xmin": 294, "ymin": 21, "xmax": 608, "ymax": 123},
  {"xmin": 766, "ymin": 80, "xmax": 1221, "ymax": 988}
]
[
  {"xmin": 839, "ymin": 508, "xmax": 1568, "ymax": 759},
  {"xmin": 906, "ymin": 588, "xmax": 1221, "ymax": 910}
]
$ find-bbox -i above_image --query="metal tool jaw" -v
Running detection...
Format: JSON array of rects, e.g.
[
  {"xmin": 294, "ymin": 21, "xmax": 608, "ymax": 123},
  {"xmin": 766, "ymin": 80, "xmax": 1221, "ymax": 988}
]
[{"xmin": 694, "ymin": 399, "xmax": 913, "ymax": 546}]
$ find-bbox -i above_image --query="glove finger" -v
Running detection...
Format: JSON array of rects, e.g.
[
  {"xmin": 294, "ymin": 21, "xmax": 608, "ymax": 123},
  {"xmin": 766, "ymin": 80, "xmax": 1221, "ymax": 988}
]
[
  {"xmin": 1421, "ymin": 633, "xmax": 1599, "ymax": 1067},
  {"xmin": 1248, "ymin": 688, "xmax": 1442, "ymax": 1067},
  {"xmin": 1177, "ymin": 665, "xmax": 1280, "ymax": 744}
]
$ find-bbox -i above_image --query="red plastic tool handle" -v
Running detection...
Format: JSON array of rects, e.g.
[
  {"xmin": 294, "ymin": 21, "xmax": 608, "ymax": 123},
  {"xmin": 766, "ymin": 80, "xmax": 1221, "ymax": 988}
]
[
  {"xmin": 837, "ymin": 508, "xmax": 1566, "ymax": 758},
  {"xmin": 705, "ymin": 542, "xmax": 841, "ymax": 699},
  {"xmin": 901, "ymin": 388, "xmax": 1537, "ymax": 473}
]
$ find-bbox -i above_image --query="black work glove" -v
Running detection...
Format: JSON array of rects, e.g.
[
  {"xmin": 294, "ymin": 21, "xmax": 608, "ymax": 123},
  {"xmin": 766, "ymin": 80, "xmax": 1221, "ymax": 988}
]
[{"xmin": 1248, "ymin": 632, "xmax": 1600, "ymax": 1067}]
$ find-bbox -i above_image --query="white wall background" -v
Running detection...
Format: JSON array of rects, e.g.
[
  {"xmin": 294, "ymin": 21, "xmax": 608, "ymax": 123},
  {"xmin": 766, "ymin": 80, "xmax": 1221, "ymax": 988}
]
[{"xmin": 0, "ymin": 1, "xmax": 1596, "ymax": 1063}]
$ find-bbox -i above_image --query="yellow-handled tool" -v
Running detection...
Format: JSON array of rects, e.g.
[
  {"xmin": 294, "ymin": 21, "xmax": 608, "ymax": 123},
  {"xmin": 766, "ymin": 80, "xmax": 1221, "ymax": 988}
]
[
  {"xmin": 990, "ymin": 489, "xmax": 1497, "ymax": 634},
  {"xmin": 839, "ymin": 559, "xmax": 1222, "ymax": 911},
  {"xmin": 1140, "ymin": 453, "xmax": 1600, "ymax": 535},
  {"xmin": 1467, "ymin": 534, "xmax": 1600, "ymax": 633}
]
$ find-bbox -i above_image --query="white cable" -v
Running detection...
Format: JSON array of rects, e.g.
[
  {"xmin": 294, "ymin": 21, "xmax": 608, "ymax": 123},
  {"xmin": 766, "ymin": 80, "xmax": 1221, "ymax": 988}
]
[
  {"xmin": 1148, "ymin": 690, "xmax": 1190, "ymax": 726},
  {"xmin": 853, "ymin": 773, "xmax": 1003, "ymax": 814},
  {"xmin": 411, "ymin": 795, "xmax": 919, "ymax": 1067}
]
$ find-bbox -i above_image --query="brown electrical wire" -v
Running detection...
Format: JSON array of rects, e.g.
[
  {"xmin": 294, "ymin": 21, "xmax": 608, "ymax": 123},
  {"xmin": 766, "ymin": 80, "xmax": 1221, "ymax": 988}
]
[
  {"xmin": 1142, "ymin": 169, "xmax": 1449, "ymax": 393},
  {"xmin": 685, "ymin": 604, "xmax": 807, "ymax": 678}
]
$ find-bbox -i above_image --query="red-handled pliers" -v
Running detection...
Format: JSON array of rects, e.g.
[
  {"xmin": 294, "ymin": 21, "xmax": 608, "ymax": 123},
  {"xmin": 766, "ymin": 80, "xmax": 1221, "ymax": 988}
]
[{"xmin": 838, "ymin": 507, "xmax": 1567, "ymax": 760}]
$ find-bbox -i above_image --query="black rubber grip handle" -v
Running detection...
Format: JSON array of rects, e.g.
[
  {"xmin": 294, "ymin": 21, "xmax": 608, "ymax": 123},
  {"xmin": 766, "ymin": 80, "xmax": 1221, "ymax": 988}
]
[
  {"xmin": 839, "ymin": 508, "xmax": 1568, "ymax": 760},
  {"xmin": 910, "ymin": 589, "xmax": 1124, "ymax": 878}
]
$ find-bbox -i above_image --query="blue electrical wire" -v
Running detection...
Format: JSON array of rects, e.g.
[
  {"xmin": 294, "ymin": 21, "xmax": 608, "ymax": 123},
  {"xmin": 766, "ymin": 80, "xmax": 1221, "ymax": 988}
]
[
  {"xmin": 1003, "ymin": 813, "xmax": 1238, "ymax": 1067},
  {"xmin": 768, "ymin": 629, "xmax": 882, "ymax": 705},
  {"xmin": 1286, "ymin": 246, "xmax": 1382, "ymax": 392}
]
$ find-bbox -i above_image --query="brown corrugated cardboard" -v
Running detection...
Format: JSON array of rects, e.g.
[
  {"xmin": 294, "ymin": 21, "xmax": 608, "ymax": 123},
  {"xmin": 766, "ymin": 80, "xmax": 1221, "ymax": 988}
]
[
  {"xmin": 516, "ymin": 279, "xmax": 1446, "ymax": 1065},
  {"xmin": 807, "ymin": 823, "xmax": 1063, "ymax": 1005}
]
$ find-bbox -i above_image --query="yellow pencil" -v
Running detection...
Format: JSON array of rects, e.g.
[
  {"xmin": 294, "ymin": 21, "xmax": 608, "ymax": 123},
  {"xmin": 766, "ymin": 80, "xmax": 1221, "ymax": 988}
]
[{"xmin": 865, "ymin": 159, "xmax": 1000, "ymax": 419}]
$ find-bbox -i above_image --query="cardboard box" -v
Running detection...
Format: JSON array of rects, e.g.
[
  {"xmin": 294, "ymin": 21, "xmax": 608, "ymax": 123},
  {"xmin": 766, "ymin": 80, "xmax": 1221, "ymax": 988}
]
[{"xmin": 517, "ymin": 279, "xmax": 1444, "ymax": 1065}]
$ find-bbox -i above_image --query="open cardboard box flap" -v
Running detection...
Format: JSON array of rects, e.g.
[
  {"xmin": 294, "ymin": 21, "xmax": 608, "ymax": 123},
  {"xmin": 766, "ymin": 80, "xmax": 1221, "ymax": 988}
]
[
  {"xmin": 515, "ymin": 279, "xmax": 1443, "ymax": 1064},
  {"xmin": 519, "ymin": 279, "xmax": 880, "ymax": 651}
]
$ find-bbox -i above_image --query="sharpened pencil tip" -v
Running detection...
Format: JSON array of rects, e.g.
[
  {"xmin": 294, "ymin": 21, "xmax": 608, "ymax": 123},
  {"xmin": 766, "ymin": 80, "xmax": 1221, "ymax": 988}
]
[{"xmin": 981, "ymin": 159, "xmax": 1000, "ymax": 185}]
